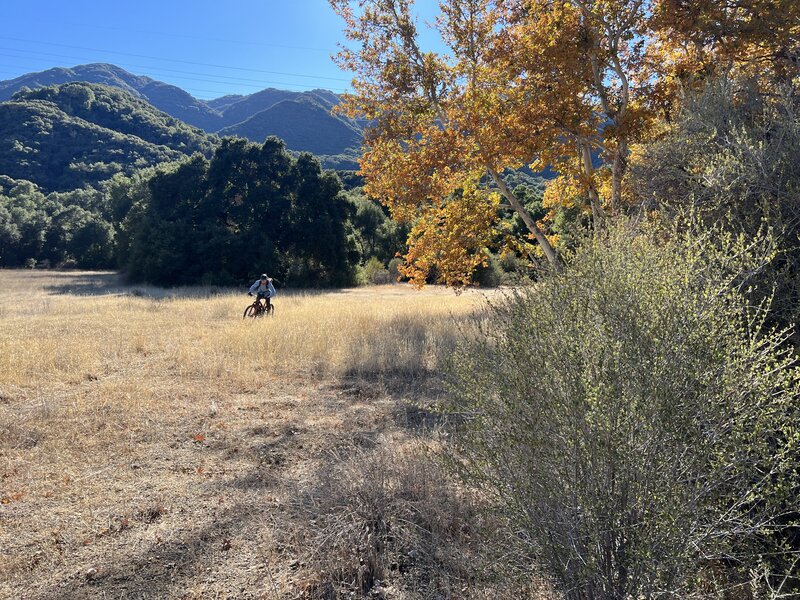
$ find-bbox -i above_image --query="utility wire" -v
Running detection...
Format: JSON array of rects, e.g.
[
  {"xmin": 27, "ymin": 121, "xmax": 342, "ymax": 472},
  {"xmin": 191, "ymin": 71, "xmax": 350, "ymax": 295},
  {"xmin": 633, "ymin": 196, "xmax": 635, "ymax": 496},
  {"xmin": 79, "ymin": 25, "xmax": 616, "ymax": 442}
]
[
  {"xmin": 0, "ymin": 56, "xmax": 349, "ymax": 93},
  {"xmin": 0, "ymin": 36, "xmax": 351, "ymax": 81},
  {"xmin": 0, "ymin": 47, "xmax": 345, "ymax": 87},
  {"xmin": 0, "ymin": 79, "xmax": 331, "ymax": 99},
  {"xmin": 25, "ymin": 18, "xmax": 332, "ymax": 53},
  {"xmin": 0, "ymin": 65, "xmax": 335, "ymax": 98}
]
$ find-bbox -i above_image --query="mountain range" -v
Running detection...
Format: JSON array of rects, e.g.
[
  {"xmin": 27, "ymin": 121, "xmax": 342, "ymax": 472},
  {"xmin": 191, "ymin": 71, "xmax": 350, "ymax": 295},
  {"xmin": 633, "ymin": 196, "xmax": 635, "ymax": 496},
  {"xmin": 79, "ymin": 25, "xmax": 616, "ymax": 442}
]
[{"xmin": 0, "ymin": 63, "xmax": 362, "ymax": 169}]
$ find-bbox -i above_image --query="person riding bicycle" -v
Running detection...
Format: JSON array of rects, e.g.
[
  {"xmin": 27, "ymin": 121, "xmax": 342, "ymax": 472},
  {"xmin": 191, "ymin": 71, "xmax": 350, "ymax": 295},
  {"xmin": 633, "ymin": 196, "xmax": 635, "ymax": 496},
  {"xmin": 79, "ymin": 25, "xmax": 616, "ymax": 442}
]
[{"xmin": 248, "ymin": 274, "xmax": 276, "ymax": 311}]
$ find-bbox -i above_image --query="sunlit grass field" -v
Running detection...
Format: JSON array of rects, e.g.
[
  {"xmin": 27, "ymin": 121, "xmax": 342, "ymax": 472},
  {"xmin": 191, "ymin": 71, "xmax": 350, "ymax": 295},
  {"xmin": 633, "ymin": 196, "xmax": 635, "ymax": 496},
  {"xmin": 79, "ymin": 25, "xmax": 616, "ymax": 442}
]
[
  {"xmin": 0, "ymin": 270, "xmax": 482, "ymax": 387},
  {"xmin": 0, "ymin": 270, "xmax": 514, "ymax": 599}
]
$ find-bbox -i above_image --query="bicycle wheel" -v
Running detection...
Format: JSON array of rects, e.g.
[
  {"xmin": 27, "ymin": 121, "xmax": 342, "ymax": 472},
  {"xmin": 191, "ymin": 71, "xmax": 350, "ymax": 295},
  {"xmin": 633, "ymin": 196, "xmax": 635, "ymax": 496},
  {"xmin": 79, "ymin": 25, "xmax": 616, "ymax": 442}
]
[{"xmin": 243, "ymin": 304, "xmax": 258, "ymax": 319}]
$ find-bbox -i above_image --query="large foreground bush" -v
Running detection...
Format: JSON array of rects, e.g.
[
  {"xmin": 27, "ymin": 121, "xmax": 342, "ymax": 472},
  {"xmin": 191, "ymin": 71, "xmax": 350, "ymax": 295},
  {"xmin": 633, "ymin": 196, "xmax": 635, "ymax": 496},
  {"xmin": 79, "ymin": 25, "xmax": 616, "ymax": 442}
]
[{"xmin": 447, "ymin": 225, "xmax": 800, "ymax": 598}]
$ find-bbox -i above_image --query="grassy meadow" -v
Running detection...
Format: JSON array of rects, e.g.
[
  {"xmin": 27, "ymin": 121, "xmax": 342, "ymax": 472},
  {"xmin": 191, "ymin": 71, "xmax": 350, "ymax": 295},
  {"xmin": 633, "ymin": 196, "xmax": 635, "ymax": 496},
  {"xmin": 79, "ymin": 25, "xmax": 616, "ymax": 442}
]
[{"xmin": 0, "ymin": 270, "xmax": 540, "ymax": 599}]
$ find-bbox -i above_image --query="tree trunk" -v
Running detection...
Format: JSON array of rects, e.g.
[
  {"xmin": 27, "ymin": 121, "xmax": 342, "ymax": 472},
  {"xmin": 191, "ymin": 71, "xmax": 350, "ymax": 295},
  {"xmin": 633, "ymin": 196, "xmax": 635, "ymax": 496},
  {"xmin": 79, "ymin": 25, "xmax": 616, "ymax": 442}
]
[
  {"xmin": 489, "ymin": 169, "xmax": 563, "ymax": 271},
  {"xmin": 610, "ymin": 138, "xmax": 628, "ymax": 215},
  {"xmin": 580, "ymin": 142, "xmax": 605, "ymax": 230}
]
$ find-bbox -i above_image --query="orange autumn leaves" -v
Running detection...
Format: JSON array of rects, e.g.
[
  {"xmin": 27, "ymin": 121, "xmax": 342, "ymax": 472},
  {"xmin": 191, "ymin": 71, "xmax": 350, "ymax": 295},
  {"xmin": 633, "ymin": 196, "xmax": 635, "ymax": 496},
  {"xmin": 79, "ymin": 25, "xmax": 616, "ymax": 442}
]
[
  {"xmin": 331, "ymin": 0, "xmax": 799, "ymax": 285},
  {"xmin": 401, "ymin": 180, "xmax": 501, "ymax": 287}
]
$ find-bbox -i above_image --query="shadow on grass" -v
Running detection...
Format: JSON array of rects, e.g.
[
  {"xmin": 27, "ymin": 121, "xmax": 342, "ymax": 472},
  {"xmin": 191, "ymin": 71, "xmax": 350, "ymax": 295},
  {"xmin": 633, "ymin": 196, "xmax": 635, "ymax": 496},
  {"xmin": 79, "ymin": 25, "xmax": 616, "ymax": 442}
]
[
  {"xmin": 33, "ymin": 427, "xmax": 296, "ymax": 599},
  {"xmin": 44, "ymin": 273, "xmax": 237, "ymax": 300},
  {"xmin": 42, "ymin": 272, "xmax": 128, "ymax": 297},
  {"xmin": 35, "ymin": 505, "xmax": 260, "ymax": 600},
  {"xmin": 326, "ymin": 311, "xmax": 479, "ymax": 436},
  {"xmin": 30, "ymin": 410, "xmax": 404, "ymax": 598},
  {"xmin": 42, "ymin": 276, "xmax": 418, "ymax": 301}
]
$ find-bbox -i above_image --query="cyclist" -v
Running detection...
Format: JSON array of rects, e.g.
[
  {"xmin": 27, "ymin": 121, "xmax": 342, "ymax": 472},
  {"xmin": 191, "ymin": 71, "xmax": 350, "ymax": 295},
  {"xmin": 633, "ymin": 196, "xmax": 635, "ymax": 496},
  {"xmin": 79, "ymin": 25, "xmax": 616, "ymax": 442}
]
[{"xmin": 248, "ymin": 274, "xmax": 276, "ymax": 312}]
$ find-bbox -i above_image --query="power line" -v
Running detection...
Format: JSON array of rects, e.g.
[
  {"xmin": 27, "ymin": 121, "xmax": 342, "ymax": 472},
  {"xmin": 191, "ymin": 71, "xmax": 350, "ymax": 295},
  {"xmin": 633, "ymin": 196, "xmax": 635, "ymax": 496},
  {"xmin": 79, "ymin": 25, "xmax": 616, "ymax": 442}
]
[
  {"xmin": 0, "ymin": 36, "xmax": 351, "ymax": 82},
  {"xmin": 0, "ymin": 57, "xmax": 349, "ymax": 94},
  {"xmin": 0, "ymin": 66, "xmax": 336, "ymax": 99},
  {"xmin": 0, "ymin": 48, "xmax": 350, "ymax": 91},
  {"xmin": 0, "ymin": 79, "xmax": 333, "ymax": 101}
]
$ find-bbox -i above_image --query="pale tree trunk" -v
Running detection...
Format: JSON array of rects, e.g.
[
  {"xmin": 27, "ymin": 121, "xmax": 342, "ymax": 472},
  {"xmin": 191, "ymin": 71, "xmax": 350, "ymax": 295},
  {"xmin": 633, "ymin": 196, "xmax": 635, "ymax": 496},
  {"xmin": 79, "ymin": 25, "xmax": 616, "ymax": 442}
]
[
  {"xmin": 575, "ymin": 1, "xmax": 638, "ymax": 219},
  {"xmin": 580, "ymin": 142, "xmax": 606, "ymax": 230},
  {"xmin": 381, "ymin": 2, "xmax": 563, "ymax": 272},
  {"xmin": 610, "ymin": 138, "xmax": 628, "ymax": 215},
  {"xmin": 489, "ymin": 169, "xmax": 563, "ymax": 271}
]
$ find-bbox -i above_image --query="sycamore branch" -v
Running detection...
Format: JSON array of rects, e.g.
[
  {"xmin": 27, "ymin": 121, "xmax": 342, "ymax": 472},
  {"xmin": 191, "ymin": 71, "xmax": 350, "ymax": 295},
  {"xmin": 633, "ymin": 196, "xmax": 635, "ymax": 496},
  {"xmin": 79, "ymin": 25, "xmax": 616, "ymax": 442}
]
[{"xmin": 489, "ymin": 169, "xmax": 562, "ymax": 270}]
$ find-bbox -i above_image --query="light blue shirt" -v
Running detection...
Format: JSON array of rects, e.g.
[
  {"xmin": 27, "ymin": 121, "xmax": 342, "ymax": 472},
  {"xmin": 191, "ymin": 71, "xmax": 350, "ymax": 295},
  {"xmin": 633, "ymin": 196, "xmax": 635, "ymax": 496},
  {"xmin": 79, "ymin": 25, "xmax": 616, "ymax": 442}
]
[{"xmin": 249, "ymin": 279, "xmax": 276, "ymax": 296}]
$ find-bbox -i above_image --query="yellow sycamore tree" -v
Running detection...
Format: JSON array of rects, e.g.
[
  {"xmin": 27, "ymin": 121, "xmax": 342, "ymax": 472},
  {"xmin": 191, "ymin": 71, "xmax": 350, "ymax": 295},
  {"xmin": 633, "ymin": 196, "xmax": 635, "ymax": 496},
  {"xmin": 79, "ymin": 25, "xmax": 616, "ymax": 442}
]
[
  {"xmin": 331, "ymin": 0, "xmax": 558, "ymax": 284},
  {"xmin": 330, "ymin": 0, "xmax": 798, "ymax": 286},
  {"xmin": 330, "ymin": 0, "xmax": 656, "ymax": 283},
  {"xmin": 649, "ymin": 0, "xmax": 800, "ymax": 97}
]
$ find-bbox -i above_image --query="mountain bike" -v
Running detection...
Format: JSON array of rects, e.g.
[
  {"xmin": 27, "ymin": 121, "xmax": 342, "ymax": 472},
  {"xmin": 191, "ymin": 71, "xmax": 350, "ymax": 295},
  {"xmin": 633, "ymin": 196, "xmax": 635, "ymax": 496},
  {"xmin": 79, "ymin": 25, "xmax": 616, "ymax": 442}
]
[{"xmin": 243, "ymin": 296, "xmax": 274, "ymax": 319}]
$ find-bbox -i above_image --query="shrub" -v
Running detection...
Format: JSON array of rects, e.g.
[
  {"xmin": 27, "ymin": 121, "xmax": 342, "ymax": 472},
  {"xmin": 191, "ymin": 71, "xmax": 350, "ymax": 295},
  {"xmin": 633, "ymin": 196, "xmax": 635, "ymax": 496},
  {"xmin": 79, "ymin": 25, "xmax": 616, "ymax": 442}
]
[
  {"xmin": 473, "ymin": 254, "xmax": 503, "ymax": 287},
  {"xmin": 292, "ymin": 444, "xmax": 538, "ymax": 599},
  {"xmin": 362, "ymin": 256, "xmax": 391, "ymax": 285},
  {"xmin": 446, "ymin": 222, "xmax": 800, "ymax": 598},
  {"xmin": 387, "ymin": 257, "xmax": 404, "ymax": 282},
  {"xmin": 631, "ymin": 78, "xmax": 800, "ymax": 332}
]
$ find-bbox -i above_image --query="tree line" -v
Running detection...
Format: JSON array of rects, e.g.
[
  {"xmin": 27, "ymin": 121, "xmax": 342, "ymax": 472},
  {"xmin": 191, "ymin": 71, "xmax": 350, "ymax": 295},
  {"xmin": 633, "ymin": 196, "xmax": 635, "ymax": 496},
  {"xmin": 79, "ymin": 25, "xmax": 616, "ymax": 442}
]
[{"xmin": 0, "ymin": 137, "xmax": 406, "ymax": 287}]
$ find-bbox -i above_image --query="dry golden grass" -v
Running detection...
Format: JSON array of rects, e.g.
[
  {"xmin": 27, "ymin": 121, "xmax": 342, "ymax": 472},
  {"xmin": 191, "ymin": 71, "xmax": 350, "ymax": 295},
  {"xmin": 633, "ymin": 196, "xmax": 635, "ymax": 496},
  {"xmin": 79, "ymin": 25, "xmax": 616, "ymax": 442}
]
[
  {"xmin": 0, "ymin": 270, "xmax": 481, "ymax": 388},
  {"xmin": 0, "ymin": 270, "xmax": 550, "ymax": 600}
]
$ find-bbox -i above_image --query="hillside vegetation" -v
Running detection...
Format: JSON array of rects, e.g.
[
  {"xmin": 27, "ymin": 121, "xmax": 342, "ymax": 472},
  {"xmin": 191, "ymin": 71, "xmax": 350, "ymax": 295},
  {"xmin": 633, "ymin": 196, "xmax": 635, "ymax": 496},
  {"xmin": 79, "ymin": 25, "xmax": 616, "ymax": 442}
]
[
  {"xmin": 0, "ymin": 63, "xmax": 225, "ymax": 131},
  {"xmin": 0, "ymin": 83, "xmax": 216, "ymax": 193},
  {"xmin": 0, "ymin": 64, "xmax": 362, "ymax": 167},
  {"xmin": 218, "ymin": 95, "xmax": 362, "ymax": 161}
]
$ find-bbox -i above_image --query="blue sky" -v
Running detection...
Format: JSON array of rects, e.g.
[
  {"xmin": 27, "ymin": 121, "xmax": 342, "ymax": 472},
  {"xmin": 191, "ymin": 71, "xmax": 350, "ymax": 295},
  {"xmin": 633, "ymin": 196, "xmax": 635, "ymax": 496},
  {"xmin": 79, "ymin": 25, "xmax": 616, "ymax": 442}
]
[{"xmin": 1, "ymin": 0, "xmax": 443, "ymax": 99}]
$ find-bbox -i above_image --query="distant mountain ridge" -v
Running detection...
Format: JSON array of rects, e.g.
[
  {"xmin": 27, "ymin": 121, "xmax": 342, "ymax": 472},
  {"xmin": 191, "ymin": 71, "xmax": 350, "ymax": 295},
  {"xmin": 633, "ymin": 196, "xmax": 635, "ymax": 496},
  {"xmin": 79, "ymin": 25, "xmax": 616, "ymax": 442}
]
[
  {"xmin": 0, "ymin": 63, "xmax": 221, "ymax": 130},
  {"xmin": 219, "ymin": 95, "xmax": 362, "ymax": 158},
  {"xmin": 0, "ymin": 63, "xmax": 362, "ymax": 168}
]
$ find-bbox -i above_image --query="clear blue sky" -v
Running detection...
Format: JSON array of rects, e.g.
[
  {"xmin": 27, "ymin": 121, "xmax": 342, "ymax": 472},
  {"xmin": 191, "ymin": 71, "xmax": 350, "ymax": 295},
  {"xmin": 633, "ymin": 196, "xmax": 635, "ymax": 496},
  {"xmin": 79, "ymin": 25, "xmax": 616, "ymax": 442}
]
[{"xmin": 1, "ymin": 0, "xmax": 443, "ymax": 100}]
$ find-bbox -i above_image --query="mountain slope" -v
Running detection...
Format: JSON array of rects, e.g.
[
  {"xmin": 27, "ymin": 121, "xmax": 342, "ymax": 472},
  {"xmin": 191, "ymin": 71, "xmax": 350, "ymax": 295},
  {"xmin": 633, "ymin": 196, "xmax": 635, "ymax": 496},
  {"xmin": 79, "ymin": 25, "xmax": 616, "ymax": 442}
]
[
  {"xmin": 20, "ymin": 83, "xmax": 216, "ymax": 153},
  {"xmin": 215, "ymin": 88, "xmax": 298, "ymax": 129},
  {"xmin": 0, "ymin": 83, "xmax": 217, "ymax": 192},
  {"xmin": 0, "ymin": 64, "xmax": 365, "ymax": 169},
  {"xmin": 218, "ymin": 95, "xmax": 362, "ymax": 158},
  {"xmin": 0, "ymin": 63, "xmax": 222, "ymax": 130},
  {"xmin": 206, "ymin": 94, "xmax": 245, "ymax": 111}
]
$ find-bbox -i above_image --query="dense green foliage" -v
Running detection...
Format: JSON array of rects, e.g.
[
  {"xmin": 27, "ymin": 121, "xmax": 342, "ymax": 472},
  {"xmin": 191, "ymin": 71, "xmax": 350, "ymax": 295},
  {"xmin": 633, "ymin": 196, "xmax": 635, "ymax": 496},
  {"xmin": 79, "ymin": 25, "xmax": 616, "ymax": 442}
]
[
  {"xmin": 632, "ymin": 79, "xmax": 800, "ymax": 334},
  {"xmin": 0, "ymin": 83, "xmax": 216, "ymax": 193},
  {"xmin": 117, "ymin": 137, "xmax": 360, "ymax": 287},
  {"xmin": 0, "ymin": 143, "xmax": 401, "ymax": 285},
  {"xmin": 345, "ymin": 189, "xmax": 407, "ymax": 264},
  {"xmin": 21, "ymin": 84, "xmax": 215, "ymax": 155},
  {"xmin": 0, "ymin": 177, "xmax": 114, "ymax": 268},
  {"xmin": 448, "ymin": 224, "xmax": 800, "ymax": 598}
]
